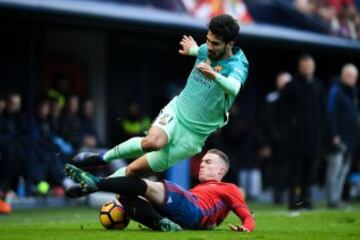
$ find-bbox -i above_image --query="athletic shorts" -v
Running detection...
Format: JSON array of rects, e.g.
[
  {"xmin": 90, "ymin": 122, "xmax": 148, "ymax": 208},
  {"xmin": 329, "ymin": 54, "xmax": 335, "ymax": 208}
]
[
  {"xmin": 147, "ymin": 98, "xmax": 206, "ymax": 172},
  {"xmin": 157, "ymin": 180, "xmax": 203, "ymax": 229}
]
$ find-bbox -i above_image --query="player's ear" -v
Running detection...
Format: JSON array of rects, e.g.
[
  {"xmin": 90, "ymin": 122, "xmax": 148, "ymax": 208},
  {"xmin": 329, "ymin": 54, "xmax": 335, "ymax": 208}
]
[
  {"xmin": 218, "ymin": 166, "xmax": 226, "ymax": 176},
  {"xmin": 227, "ymin": 40, "xmax": 235, "ymax": 48}
]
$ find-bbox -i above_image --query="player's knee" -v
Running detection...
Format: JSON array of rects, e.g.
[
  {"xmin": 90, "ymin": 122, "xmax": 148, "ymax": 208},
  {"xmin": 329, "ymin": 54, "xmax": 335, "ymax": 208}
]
[{"xmin": 141, "ymin": 135, "xmax": 166, "ymax": 152}]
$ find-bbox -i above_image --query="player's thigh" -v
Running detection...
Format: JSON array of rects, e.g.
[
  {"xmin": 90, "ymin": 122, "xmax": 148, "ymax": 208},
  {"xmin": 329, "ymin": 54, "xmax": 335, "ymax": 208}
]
[
  {"xmin": 167, "ymin": 138, "xmax": 204, "ymax": 168},
  {"xmin": 151, "ymin": 102, "xmax": 177, "ymax": 143},
  {"xmin": 143, "ymin": 126, "xmax": 168, "ymax": 149},
  {"xmin": 145, "ymin": 127, "xmax": 205, "ymax": 173},
  {"xmin": 169, "ymin": 124, "xmax": 205, "ymax": 165},
  {"xmin": 146, "ymin": 142, "xmax": 201, "ymax": 173},
  {"xmin": 143, "ymin": 179, "xmax": 165, "ymax": 205},
  {"xmin": 145, "ymin": 147, "xmax": 169, "ymax": 172},
  {"xmin": 157, "ymin": 181, "xmax": 203, "ymax": 229}
]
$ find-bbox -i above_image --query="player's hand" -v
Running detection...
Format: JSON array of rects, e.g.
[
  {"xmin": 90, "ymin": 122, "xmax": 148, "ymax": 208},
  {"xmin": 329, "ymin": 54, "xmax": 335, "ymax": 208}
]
[
  {"xmin": 178, "ymin": 35, "xmax": 198, "ymax": 55},
  {"xmin": 196, "ymin": 62, "xmax": 216, "ymax": 80},
  {"xmin": 229, "ymin": 224, "xmax": 249, "ymax": 232}
]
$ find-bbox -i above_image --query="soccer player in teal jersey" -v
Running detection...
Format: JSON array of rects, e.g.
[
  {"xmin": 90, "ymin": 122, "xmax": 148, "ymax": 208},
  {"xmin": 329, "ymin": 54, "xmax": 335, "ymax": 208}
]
[{"xmin": 71, "ymin": 14, "xmax": 249, "ymax": 180}]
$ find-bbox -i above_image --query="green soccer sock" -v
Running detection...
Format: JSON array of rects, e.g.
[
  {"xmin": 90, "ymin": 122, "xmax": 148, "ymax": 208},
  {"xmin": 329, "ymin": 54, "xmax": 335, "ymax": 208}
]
[
  {"xmin": 107, "ymin": 167, "xmax": 127, "ymax": 178},
  {"xmin": 103, "ymin": 137, "xmax": 144, "ymax": 163}
]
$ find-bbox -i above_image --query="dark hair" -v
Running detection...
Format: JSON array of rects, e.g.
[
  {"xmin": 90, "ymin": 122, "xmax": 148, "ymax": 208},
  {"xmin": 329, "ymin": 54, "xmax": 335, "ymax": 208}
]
[
  {"xmin": 207, "ymin": 149, "xmax": 230, "ymax": 172},
  {"xmin": 298, "ymin": 53, "xmax": 314, "ymax": 62},
  {"xmin": 209, "ymin": 14, "xmax": 239, "ymax": 43}
]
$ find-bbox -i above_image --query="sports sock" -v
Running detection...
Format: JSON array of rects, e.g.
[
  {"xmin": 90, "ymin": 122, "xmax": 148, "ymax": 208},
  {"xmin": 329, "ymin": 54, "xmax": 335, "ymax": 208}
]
[
  {"xmin": 97, "ymin": 176, "xmax": 147, "ymax": 196},
  {"xmin": 120, "ymin": 196, "xmax": 163, "ymax": 230},
  {"xmin": 108, "ymin": 167, "xmax": 127, "ymax": 178},
  {"xmin": 103, "ymin": 137, "xmax": 144, "ymax": 162}
]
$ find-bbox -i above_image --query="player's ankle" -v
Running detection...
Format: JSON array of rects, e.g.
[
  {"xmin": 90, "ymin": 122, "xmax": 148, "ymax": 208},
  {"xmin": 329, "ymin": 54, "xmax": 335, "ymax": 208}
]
[{"xmin": 98, "ymin": 152, "xmax": 106, "ymax": 161}]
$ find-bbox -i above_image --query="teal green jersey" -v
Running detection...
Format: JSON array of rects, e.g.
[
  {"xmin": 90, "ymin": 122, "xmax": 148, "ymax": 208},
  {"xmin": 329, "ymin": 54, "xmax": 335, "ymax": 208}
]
[{"xmin": 176, "ymin": 43, "xmax": 249, "ymax": 136}]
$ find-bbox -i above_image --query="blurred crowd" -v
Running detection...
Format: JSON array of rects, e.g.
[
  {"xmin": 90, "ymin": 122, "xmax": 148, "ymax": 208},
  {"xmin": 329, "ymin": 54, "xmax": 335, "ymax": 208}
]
[
  {"xmin": 0, "ymin": 85, "xmax": 99, "ymax": 207},
  {"xmin": 295, "ymin": 0, "xmax": 360, "ymax": 39},
  {"xmin": 102, "ymin": 0, "xmax": 360, "ymax": 40}
]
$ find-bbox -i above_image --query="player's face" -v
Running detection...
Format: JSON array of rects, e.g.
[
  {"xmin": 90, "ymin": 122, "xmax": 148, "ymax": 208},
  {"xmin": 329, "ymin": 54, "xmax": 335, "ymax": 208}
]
[
  {"xmin": 198, "ymin": 153, "xmax": 226, "ymax": 182},
  {"xmin": 206, "ymin": 31, "xmax": 227, "ymax": 60}
]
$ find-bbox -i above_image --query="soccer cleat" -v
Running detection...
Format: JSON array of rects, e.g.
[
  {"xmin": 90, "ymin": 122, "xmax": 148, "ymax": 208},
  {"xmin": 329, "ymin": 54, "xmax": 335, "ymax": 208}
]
[
  {"xmin": 64, "ymin": 164, "xmax": 100, "ymax": 193},
  {"xmin": 65, "ymin": 184, "xmax": 88, "ymax": 198},
  {"xmin": 72, "ymin": 152, "xmax": 107, "ymax": 169},
  {"xmin": 158, "ymin": 218, "xmax": 182, "ymax": 232}
]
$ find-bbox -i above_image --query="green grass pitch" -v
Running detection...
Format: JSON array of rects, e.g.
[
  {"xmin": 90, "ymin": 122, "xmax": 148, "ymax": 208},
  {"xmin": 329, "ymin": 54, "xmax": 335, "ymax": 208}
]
[{"xmin": 1, "ymin": 203, "xmax": 360, "ymax": 240}]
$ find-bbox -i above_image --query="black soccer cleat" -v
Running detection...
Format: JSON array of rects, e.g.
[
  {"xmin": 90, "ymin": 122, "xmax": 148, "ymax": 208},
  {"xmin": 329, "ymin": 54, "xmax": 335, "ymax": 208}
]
[
  {"xmin": 65, "ymin": 184, "xmax": 88, "ymax": 198},
  {"xmin": 72, "ymin": 152, "xmax": 107, "ymax": 169}
]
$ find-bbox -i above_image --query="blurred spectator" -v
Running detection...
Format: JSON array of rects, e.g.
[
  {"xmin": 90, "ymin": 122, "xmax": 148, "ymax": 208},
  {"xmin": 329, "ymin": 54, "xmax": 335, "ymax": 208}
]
[
  {"xmin": 30, "ymin": 98, "xmax": 65, "ymax": 196},
  {"xmin": 222, "ymin": 104, "xmax": 262, "ymax": 200},
  {"xmin": 47, "ymin": 72, "xmax": 71, "ymax": 110},
  {"xmin": 294, "ymin": 0, "xmax": 315, "ymax": 14},
  {"xmin": 329, "ymin": 0, "xmax": 355, "ymax": 14},
  {"xmin": 118, "ymin": 0, "xmax": 187, "ymax": 12},
  {"xmin": 356, "ymin": 14, "xmax": 360, "ymax": 37},
  {"xmin": 182, "ymin": 0, "xmax": 253, "ymax": 23},
  {"xmin": 279, "ymin": 55, "xmax": 327, "ymax": 210},
  {"xmin": 222, "ymin": 103, "xmax": 247, "ymax": 184},
  {"xmin": 1, "ymin": 92, "xmax": 40, "ymax": 197},
  {"xmin": 294, "ymin": 0, "xmax": 360, "ymax": 39},
  {"xmin": 2, "ymin": 93, "xmax": 27, "ymax": 189},
  {"xmin": 326, "ymin": 64, "xmax": 359, "ymax": 208},
  {"xmin": 332, "ymin": 3, "xmax": 358, "ymax": 39},
  {"xmin": 80, "ymin": 98, "xmax": 98, "ymax": 148},
  {"xmin": 59, "ymin": 95, "xmax": 83, "ymax": 151},
  {"xmin": 119, "ymin": 101, "xmax": 150, "ymax": 141},
  {"xmin": 0, "ymin": 96, "xmax": 5, "ymax": 114},
  {"xmin": 49, "ymin": 98, "xmax": 62, "ymax": 135},
  {"xmin": 49, "ymin": 98, "xmax": 73, "ymax": 159},
  {"xmin": 0, "ymin": 96, "xmax": 12, "ymax": 214},
  {"xmin": 258, "ymin": 72, "xmax": 292, "ymax": 205}
]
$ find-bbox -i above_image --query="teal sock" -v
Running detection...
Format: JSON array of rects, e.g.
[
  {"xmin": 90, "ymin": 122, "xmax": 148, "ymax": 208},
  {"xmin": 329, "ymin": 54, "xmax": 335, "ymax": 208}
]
[
  {"xmin": 103, "ymin": 137, "xmax": 144, "ymax": 162},
  {"xmin": 108, "ymin": 167, "xmax": 127, "ymax": 178}
]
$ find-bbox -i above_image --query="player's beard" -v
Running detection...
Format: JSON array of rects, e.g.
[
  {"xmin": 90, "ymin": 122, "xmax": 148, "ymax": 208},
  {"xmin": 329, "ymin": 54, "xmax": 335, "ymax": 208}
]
[{"xmin": 208, "ymin": 46, "xmax": 227, "ymax": 61}]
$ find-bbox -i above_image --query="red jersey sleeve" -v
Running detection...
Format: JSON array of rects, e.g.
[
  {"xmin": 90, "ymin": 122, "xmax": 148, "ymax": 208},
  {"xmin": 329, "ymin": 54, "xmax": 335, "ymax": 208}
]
[{"xmin": 223, "ymin": 184, "xmax": 255, "ymax": 231}]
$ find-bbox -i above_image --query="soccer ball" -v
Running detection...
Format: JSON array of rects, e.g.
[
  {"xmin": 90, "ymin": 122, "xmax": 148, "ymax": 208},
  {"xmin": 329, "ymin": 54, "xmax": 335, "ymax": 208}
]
[{"xmin": 99, "ymin": 200, "xmax": 130, "ymax": 230}]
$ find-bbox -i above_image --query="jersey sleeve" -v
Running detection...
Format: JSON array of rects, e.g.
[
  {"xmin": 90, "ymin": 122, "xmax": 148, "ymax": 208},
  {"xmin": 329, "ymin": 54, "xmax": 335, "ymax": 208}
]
[
  {"xmin": 195, "ymin": 43, "xmax": 208, "ymax": 64},
  {"xmin": 214, "ymin": 73, "xmax": 241, "ymax": 96},
  {"xmin": 228, "ymin": 52, "xmax": 249, "ymax": 86},
  {"xmin": 223, "ymin": 184, "xmax": 255, "ymax": 231}
]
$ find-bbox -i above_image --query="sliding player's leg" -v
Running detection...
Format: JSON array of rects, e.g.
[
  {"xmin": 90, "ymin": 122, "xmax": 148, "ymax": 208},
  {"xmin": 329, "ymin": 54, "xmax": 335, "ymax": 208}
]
[{"xmin": 120, "ymin": 196, "xmax": 181, "ymax": 231}]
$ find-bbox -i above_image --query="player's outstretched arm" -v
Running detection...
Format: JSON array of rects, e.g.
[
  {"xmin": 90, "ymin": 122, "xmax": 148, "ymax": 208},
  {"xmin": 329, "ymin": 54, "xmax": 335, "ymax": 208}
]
[
  {"xmin": 178, "ymin": 35, "xmax": 199, "ymax": 56},
  {"xmin": 223, "ymin": 185, "xmax": 255, "ymax": 232}
]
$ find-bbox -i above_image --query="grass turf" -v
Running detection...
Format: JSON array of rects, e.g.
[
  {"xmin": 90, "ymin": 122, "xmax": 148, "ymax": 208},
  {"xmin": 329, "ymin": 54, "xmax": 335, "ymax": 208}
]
[{"xmin": 0, "ymin": 203, "xmax": 360, "ymax": 240}]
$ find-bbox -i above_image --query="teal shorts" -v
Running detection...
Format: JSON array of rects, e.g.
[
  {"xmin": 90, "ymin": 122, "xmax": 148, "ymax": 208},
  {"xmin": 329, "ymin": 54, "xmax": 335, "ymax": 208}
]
[{"xmin": 147, "ymin": 98, "xmax": 206, "ymax": 172}]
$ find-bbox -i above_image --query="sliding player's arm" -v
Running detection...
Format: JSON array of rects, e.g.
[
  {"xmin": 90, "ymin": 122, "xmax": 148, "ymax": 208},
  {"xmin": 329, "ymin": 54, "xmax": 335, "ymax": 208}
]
[
  {"xmin": 178, "ymin": 35, "xmax": 199, "ymax": 56},
  {"xmin": 224, "ymin": 185, "xmax": 255, "ymax": 232}
]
